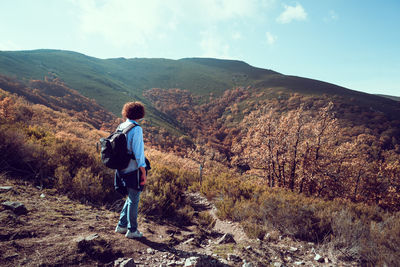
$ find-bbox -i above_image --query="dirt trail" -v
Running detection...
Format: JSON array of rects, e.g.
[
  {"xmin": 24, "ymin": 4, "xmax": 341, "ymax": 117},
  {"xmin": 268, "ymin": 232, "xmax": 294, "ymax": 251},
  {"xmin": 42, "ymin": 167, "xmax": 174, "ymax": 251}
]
[
  {"xmin": 0, "ymin": 177, "xmax": 358, "ymax": 266},
  {"xmin": 184, "ymin": 192, "xmax": 247, "ymax": 243}
]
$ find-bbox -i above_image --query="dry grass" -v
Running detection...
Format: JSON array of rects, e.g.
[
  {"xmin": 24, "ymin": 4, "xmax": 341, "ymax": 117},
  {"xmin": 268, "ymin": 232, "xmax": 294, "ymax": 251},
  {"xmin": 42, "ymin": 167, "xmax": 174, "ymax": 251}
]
[{"xmin": 198, "ymin": 169, "xmax": 400, "ymax": 266}]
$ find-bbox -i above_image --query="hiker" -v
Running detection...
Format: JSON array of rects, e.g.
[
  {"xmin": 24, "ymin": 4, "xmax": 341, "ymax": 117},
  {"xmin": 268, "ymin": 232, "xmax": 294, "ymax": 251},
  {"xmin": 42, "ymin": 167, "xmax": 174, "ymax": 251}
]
[{"xmin": 114, "ymin": 101, "xmax": 146, "ymax": 239}]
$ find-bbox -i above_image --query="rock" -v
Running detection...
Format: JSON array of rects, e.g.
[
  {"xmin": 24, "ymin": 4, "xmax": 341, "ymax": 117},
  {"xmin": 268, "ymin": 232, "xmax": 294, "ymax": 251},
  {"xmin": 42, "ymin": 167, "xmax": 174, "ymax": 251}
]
[
  {"xmin": 115, "ymin": 258, "xmax": 136, "ymax": 267},
  {"xmin": 265, "ymin": 230, "xmax": 280, "ymax": 241},
  {"xmin": 273, "ymin": 262, "xmax": 282, "ymax": 267},
  {"xmin": 242, "ymin": 262, "xmax": 254, "ymax": 267},
  {"xmin": 216, "ymin": 233, "xmax": 236, "ymax": 244},
  {"xmin": 227, "ymin": 253, "xmax": 241, "ymax": 262},
  {"xmin": 314, "ymin": 254, "xmax": 324, "ymax": 263},
  {"xmin": 175, "ymin": 260, "xmax": 185, "ymax": 265},
  {"xmin": 40, "ymin": 193, "xmax": 45, "ymax": 198},
  {"xmin": 264, "ymin": 233, "xmax": 271, "ymax": 241},
  {"xmin": 294, "ymin": 261, "xmax": 305, "ymax": 265},
  {"xmin": 184, "ymin": 256, "xmax": 199, "ymax": 266},
  {"xmin": 4, "ymin": 253, "xmax": 19, "ymax": 260},
  {"xmin": 289, "ymin": 247, "xmax": 298, "ymax": 252},
  {"xmin": 76, "ymin": 233, "xmax": 100, "ymax": 248},
  {"xmin": 85, "ymin": 233, "xmax": 99, "ymax": 241},
  {"xmin": 1, "ymin": 201, "xmax": 28, "ymax": 215},
  {"xmin": 76, "ymin": 233, "xmax": 122, "ymax": 262},
  {"xmin": 219, "ymin": 258, "xmax": 229, "ymax": 264},
  {"xmin": 115, "ymin": 258, "xmax": 125, "ymax": 266},
  {"xmin": 147, "ymin": 248, "xmax": 155, "ymax": 254},
  {"xmin": 0, "ymin": 186, "xmax": 12, "ymax": 193},
  {"xmin": 182, "ymin": 237, "xmax": 196, "ymax": 245}
]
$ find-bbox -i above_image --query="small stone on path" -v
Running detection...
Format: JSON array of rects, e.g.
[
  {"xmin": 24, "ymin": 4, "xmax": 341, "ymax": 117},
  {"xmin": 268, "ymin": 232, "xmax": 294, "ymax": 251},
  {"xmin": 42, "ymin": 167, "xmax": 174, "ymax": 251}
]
[
  {"xmin": 217, "ymin": 233, "xmax": 236, "ymax": 244},
  {"xmin": 2, "ymin": 201, "xmax": 28, "ymax": 215},
  {"xmin": 114, "ymin": 257, "xmax": 136, "ymax": 267},
  {"xmin": 0, "ymin": 186, "xmax": 12, "ymax": 193},
  {"xmin": 314, "ymin": 254, "xmax": 324, "ymax": 263}
]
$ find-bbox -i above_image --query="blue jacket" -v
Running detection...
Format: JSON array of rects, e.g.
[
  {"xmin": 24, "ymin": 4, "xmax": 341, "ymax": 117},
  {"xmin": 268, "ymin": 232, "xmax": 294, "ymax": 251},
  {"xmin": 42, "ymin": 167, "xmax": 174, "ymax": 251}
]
[
  {"xmin": 114, "ymin": 119, "xmax": 146, "ymax": 192},
  {"xmin": 117, "ymin": 119, "xmax": 146, "ymax": 173}
]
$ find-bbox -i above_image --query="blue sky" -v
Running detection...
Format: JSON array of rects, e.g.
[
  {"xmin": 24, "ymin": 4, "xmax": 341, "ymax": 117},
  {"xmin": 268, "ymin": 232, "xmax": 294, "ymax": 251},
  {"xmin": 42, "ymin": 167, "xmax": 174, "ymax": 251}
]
[{"xmin": 1, "ymin": 0, "xmax": 399, "ymax": 96}]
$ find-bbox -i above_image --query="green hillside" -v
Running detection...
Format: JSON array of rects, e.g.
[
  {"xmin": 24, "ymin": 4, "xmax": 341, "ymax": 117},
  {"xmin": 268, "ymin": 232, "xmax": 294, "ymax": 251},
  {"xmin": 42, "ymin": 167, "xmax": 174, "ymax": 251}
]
[
  {"xmin": 1, "ymin": 49, "xmax": 399, "ymax": 131},
  {"xmin": 376, "ymin": 94, "xmax": 400, "ymax": 102},
  {"xmin": 0, "ymin": 49, "xmax": 276, "ymax": 110},
  {"xmin": 0, "ymin": 49, "xmax": 280, "ymax": 133}
]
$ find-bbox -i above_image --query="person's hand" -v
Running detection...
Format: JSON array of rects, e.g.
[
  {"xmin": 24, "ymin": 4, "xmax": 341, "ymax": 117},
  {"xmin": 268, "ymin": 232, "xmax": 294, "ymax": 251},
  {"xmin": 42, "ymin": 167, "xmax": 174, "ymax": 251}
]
[{"xmin": 139, "ymin": 167, "xmax": 146, "ymax": 186}]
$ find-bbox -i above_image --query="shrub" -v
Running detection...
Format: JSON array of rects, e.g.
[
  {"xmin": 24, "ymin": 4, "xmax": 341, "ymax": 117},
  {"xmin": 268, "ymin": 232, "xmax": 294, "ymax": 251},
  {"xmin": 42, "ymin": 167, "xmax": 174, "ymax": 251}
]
[
  {"xmin": 328, "ymin": 209, "xmax": 370, "ymax": 262},
  {"xmin": 72, "ymin": 167, "xmax": 104, "ymax": 203},
  {"xmin": 140, "ymin": 165, "xmax": 188, "ymax": 220},
  {"xmin": 197, "ymin": 211, "xmax": 216, "ymax": 229},
  {"xmin": 242, "ymin": 221, "xmax": 267, "ymax": 240},
  {"xmin": 369, "ymin": 213, "xmax": 400, "ymax": 266},
  {"xmin": 176, "ymin": 205, "xmax": 195, "ymax": 226},
  {"xmin": 0, "ymin": 124, "xmax": 53, "ymax": 185},
  {"xmin": 215, "ymin": 198, "xmax": 235, "ymax": 221},
  {"xmin": 55, "ymin": 165, "xmax": 73, "ymax": 190}
]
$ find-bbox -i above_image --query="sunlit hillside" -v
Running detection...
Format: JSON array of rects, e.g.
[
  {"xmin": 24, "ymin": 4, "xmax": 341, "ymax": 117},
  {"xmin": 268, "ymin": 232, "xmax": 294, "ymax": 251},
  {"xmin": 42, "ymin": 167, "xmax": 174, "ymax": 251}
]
[{"xmin": 1, "ymin": 50, "xmax": 400, "ymax": 265}]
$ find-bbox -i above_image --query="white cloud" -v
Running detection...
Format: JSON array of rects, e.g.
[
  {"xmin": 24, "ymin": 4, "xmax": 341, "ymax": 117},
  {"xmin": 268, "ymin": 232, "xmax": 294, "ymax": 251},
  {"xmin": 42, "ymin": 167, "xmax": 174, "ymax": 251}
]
[
  {"xmin": 201, "ymin": 0, "xmax": 258, "ymax": 20},
  {"xmin": 73, "ymin": 0, "xmax": 168, "ymax": 47},
  {"xmin": 266, "ymin": 31, "xmax": 277, "ymax": 45},
  {"xmin": 0, "ymin": 41, "xmax": 21, "ymax": 51},
  {"xmin": 200, "ymin": 30, "xmax": 230, "ymax": 59},
  {"xmin": 72, "ymin": 0, "xmax": 264, "ymax": 48},
  {"xmin": 277, "ymin": 3, "xmax": 307, "ymax": 24}
]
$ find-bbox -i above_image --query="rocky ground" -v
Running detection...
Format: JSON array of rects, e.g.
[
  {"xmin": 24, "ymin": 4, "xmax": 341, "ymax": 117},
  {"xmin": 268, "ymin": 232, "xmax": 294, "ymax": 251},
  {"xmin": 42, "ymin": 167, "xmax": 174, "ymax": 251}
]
[{"xmin": 0, "ymin": 176, "xmax": 359, "ymax": 266}]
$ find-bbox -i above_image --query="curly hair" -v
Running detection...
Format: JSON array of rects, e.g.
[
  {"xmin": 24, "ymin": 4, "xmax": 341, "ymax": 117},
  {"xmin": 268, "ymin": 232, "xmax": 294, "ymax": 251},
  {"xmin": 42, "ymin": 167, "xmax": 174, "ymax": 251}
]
[{"xmin": 121, "ymin": 102, "xmax": 145, "ymax": 120}]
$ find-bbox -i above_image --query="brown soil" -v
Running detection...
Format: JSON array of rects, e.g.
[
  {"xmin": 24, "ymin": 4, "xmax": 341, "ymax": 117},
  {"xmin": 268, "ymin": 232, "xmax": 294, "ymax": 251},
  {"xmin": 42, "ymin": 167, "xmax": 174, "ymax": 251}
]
[{"xmin": 0, "ymin": 176, "xmax": 358, "ymax": 266}]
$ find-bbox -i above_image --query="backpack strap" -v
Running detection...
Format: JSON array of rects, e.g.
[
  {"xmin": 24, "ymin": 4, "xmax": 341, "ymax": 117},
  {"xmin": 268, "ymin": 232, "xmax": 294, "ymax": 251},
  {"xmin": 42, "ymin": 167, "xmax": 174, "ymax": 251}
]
[
  {"xmin": 122, "ymin": 122, "xmax": 139, "ymax": 160},
  {"xmin": 121, "ymin": 122, "xmax": 138, "ymax": 134}
]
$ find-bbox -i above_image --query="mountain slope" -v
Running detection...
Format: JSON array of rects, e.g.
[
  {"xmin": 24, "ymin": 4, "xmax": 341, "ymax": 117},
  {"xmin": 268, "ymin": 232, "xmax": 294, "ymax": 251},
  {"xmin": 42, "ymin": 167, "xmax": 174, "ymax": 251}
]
[
  {"xmin": 376, "ymin": 94, "xmax": 400, "ymax": 102},
  {"xmin": 1, "ymin": 49, "xmax": 399, "ymax": 134},
  {"xmin": 255, "ymin": 75, "xmax": 400, "ymax": 120},
  {"xmin": 0, "ymin": 50, "xmax": 276, "ymax": 112},
  {"xmin": 0, "ymin": 174, "xmax": 359, "ymax": 267}
]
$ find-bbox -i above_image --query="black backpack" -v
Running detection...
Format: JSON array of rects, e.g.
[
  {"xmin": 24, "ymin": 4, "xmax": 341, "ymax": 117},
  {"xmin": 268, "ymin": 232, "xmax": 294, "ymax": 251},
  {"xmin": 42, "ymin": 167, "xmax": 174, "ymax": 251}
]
[{"xmin": 99, "ymin": 123, "xmax": 138, "ymax": 170}]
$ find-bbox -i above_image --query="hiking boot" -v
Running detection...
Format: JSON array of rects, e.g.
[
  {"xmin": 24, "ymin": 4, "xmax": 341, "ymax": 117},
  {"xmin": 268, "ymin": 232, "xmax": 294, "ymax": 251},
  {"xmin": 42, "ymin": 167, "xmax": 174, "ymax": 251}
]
[
  {"xmin": 125, "ymin": 229, "xmax": 143, "ymax": 239},
  {"xmin": 115, "ymin": 225, "xmax": 127, "ymax": 234}
]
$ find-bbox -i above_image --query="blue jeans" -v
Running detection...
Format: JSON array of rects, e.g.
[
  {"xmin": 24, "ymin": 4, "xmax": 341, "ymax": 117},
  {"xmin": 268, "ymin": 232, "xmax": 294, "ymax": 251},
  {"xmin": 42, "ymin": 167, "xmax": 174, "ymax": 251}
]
[{"xmin": 118, "ymin": 187, "xmax": 141, "ymax": 232}]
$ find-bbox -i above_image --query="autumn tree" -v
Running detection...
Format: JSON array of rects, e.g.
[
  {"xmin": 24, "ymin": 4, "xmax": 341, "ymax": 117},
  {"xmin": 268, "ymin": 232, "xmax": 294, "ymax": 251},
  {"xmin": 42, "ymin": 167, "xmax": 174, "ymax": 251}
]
[{"xmin": 233, "ymin": 104, "xmax": 340, "ymax": 193}]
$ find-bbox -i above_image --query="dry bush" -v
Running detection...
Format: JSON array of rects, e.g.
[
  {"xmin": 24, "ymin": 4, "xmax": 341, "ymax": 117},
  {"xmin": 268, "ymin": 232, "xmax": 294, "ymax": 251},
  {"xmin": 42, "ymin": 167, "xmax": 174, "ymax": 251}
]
[
  {"xmin": 327, "ymin": 209, "xmax": 371, "ymax": 262},
  {"xmin": 242, "ymin": 221, "xmax": 267, "ymax": 240},
  {"xmin": 176, "ymin": 205, "xmax": 196, "ymax": 226},
  {"xmin": 370, "ymin": 213, "xmax": 400, "ymax": 266},
  {"xmin": 72, "ymin": 167, "xmax": 104, "ymax": 202},
  {"xmin": 0, "ymin": 124, "xmax": 54, "ymax": 185},
  {"xmin": 197, "ymin": 211, "xmax": 216, "ymax": 229},
  {"xmin": 258, "ymin": 195, "xmax": 331, "ymax": 242},
  {"xmin": 0, "ymin": 114, "xmax": 118, "ymax": 204},
  {"xmin": 215, "ymin": 198, "xmax": 236, "ymax": 221},
  {"xmin": 323, "ymin": 210, "xmax": 400, "ymax": 266},
  {"xmin": 55, "ymin": 165, "xmax": 73, "ymax": 190},
  {"xmin": 140, "ymin": 165, "xmax": 190, "ymax": 220}
]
